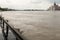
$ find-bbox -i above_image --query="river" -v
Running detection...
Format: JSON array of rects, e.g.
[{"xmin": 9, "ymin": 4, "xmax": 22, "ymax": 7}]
[{"xmin": 0, "ymin": 11, "xmax": 60, "ymax": 40}]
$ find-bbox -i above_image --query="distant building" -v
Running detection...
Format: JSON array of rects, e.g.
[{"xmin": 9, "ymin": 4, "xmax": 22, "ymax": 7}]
[
  {"xmin": 0, "ymin": 7, "xmax": 16, "ymax": 11},
  {"xmin": 48, "ymin": 3, "xmax": 60, "ymax": 11}
]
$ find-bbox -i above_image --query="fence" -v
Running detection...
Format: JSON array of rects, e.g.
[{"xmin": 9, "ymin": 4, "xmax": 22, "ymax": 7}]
[{"xmin": 0, "ymin": 15, "xmax": 24, "ymax": 40}]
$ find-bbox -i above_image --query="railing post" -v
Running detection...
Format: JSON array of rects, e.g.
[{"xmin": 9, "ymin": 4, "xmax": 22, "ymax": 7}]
[
  {"xmin": 0, "ymin": 17, "xmax": 2, "ymax": 24},
  {"xmin": 2, "ymin": 19, "xmax": 6, "ymax": 40},
  {"xmin": 0, "ymin": 17, "xmax": 2, "ymax": 27},
  {"xmin": 2, "ymin": 19, "xmax": 5, "ymax": 35},
  {"xmin": 2, "ymin": 19, "xmax": 9, "ymax": 40},
  {"xmin": 2, "ymin": 17, "xmax": 4, "ymax": 28},
  {"xmin": 4, "ymin": 24, "xmax": 9, "ymax": 40},
  {"xmin": 5, "ymin": 20, "xmax": 9, "ymax": 40}
]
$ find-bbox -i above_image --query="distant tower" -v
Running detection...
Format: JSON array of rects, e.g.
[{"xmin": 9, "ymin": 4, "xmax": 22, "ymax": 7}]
[
  {"xmin": 54, "ymin": 2, "xmax": 57, "ymax": 6},
  {"xmin": 54, "ymin": 2, "xmax": 56, "ymax": 5},
  {"xmin": 53, "ymin": 2, "xmax": 57, "ymax": 10}
]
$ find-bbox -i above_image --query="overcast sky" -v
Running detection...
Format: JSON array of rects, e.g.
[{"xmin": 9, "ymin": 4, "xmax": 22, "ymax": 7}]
[{"xmin": 0, "ymin": 0, "xmax": 60, "ymax": 10}]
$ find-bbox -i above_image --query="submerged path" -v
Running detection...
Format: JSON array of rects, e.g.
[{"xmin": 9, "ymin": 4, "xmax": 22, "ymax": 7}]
[
  {"xmin": 0, "ymin": 27, "xmax": 16, "ymax": 40},
  {"xmin": 0, "ymin": 27, "xmax": 4, "ymax": 40}
]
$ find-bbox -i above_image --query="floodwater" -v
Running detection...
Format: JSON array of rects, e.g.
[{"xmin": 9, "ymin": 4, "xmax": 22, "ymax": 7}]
[{"xmin": 0, "ymin": 11, "xmax": 60, "ymax": 40}]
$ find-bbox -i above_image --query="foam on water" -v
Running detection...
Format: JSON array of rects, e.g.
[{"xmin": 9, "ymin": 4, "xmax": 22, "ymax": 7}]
[{"xmin": 0, "ymin": 11, "xmax": 60, "ymax": 40}]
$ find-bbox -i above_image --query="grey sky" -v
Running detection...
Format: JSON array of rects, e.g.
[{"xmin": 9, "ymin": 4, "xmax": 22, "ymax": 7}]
[
  {"xmin": 50, "ymin": 0, "xmax": 60, "ymax": 3},
  {"xmin": 0, "ymin": 0, "xmax": 60, "ymax": 10}
]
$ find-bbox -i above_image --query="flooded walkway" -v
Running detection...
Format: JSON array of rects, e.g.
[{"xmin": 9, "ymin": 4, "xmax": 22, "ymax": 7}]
[
  {"xmin": 0, "ymin": 27, "xmax": 4, "ymax": 40},
  {"xmin": 0, "ymin": 27, "xmax": 16, "ymax": 40}
]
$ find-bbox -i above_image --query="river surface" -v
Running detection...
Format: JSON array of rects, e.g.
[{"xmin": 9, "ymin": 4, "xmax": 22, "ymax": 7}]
[{"xmin": 0, "ymin": 11, "xmax": 60, "ymax": 40}]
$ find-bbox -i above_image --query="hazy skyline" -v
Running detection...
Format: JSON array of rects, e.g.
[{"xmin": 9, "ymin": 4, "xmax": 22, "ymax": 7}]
[{"xmin": 0, "ymin": 0, "xmax": 60, "ymax": 10}]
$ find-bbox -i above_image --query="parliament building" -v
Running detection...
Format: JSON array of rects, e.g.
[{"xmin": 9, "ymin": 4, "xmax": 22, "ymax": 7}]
[{"xmin": 48, "ymin": 3, "xmax": 60, "ymax": 11}]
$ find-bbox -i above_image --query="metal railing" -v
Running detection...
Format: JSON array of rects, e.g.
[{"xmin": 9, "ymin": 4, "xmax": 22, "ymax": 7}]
[{"xmin": 0, "ymin": 16, "xmax": 24, "ymax": 40}]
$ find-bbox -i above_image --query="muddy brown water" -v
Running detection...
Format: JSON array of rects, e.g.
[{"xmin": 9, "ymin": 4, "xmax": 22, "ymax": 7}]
[{"xmin": 0, "ymin": 11, "xmax": 60, "ymax": 40}]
